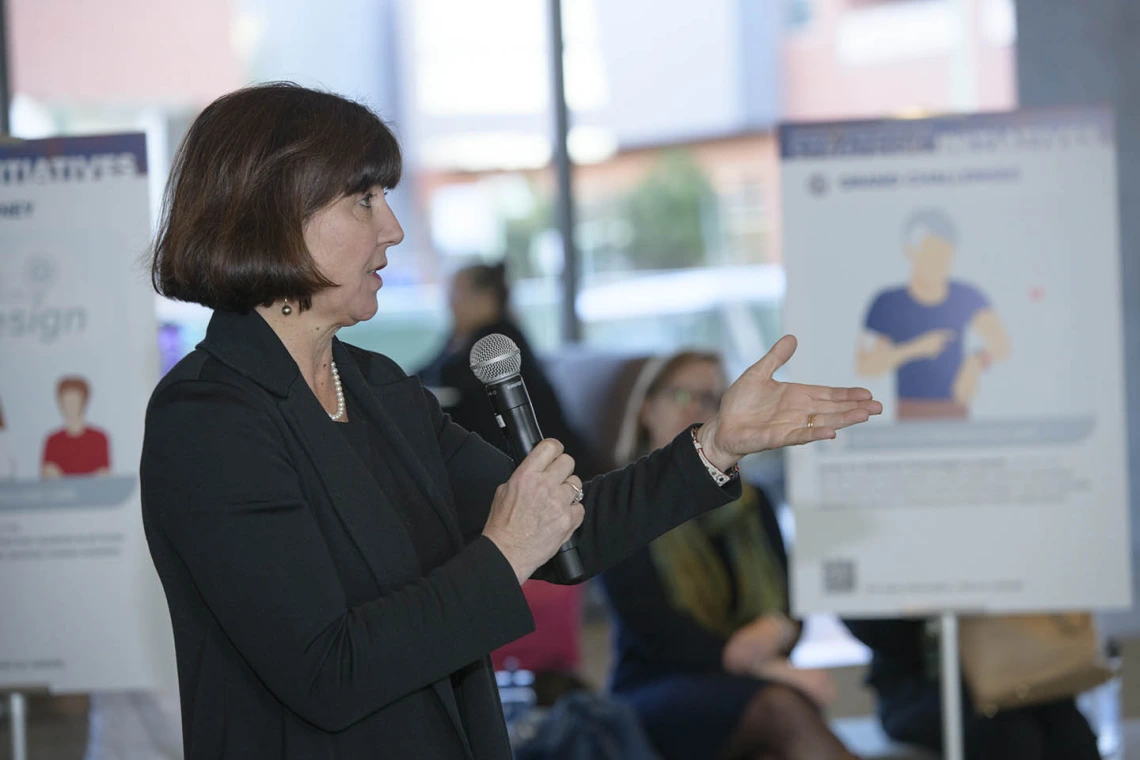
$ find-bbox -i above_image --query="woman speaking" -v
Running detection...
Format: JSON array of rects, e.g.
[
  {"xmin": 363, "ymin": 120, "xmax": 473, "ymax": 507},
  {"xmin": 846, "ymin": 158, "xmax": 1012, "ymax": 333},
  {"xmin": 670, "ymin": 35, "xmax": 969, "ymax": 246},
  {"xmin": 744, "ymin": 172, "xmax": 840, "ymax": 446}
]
[{"xmin": 140, "ymin": 82, "xmax": 881, "ymax": 759}]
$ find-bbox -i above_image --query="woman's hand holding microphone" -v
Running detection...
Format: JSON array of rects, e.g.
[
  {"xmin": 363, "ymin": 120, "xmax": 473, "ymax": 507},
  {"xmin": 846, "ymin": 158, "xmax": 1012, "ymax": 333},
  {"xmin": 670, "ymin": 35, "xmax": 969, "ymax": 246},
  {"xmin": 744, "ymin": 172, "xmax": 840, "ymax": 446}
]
[{"xmin": 482, "ymin": 439, "xmax": 584, "ymax": 584}]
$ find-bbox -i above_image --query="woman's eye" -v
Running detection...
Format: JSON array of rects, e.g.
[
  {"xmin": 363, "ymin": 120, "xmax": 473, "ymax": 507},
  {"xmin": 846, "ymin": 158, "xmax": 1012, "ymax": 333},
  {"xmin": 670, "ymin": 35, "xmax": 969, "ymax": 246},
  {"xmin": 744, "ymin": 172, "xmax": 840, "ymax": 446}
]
[{"xmin": 359, "ymin": 193, "xmax": 375, "ymax": 208}]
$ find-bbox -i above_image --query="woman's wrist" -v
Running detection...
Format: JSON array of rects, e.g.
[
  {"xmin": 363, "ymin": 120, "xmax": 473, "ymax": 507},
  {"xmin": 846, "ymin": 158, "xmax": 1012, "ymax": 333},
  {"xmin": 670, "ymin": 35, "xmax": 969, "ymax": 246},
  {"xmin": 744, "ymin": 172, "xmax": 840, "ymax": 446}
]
[
  {"xmin": 482, "ymin": 531, "xmax": 530, "ymax": 585},
  {"xmin": 694, "ymin": 419, "xmax": 739, "ymax": 475}
]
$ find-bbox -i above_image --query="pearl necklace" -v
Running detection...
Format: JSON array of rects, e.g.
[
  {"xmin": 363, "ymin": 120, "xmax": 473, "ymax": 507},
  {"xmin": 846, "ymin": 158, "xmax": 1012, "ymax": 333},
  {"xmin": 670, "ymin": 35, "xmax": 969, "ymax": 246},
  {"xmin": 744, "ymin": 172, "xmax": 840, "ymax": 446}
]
[{"xmin": 328, "ymin": 360, "xmax": 346, "ymax": 421}]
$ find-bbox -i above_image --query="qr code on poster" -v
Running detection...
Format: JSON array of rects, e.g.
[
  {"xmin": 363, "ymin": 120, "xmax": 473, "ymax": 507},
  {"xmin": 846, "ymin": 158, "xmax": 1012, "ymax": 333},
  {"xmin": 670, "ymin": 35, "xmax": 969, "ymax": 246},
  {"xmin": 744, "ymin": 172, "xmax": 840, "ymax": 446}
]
[{"xmin": 823, "ymin": 559, "xmax": 856, "ymax": 594}]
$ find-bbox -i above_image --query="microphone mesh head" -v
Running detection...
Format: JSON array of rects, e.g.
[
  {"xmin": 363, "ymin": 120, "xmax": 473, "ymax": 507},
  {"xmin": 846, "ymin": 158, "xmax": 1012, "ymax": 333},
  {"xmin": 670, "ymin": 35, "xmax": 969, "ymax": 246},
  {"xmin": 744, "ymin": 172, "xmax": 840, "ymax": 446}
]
[{"xmin": 469, "ymin": 333, "xmax": 522, "ymax": 385}]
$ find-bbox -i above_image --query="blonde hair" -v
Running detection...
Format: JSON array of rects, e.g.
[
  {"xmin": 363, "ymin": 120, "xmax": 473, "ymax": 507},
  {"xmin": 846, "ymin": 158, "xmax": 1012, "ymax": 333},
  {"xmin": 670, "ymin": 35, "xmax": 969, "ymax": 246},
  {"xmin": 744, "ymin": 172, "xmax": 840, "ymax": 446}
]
[{"xmin": 613, "ymin": 349, "xmax": 724, "ymax": 466}]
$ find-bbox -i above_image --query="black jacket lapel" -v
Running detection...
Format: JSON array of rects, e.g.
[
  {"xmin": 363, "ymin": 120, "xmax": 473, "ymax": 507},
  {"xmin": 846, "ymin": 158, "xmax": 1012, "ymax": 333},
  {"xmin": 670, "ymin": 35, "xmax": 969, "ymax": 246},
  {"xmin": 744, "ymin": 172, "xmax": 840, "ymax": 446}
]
[
  {"xmin": 330, "ymin": 343, "xmax": 481, "ymax": 758},
  {"xmin": 333, "ymin": 341, "xmax": 466, "ymax": 551},
  {"xmin": 277, "ymin": 375, "xmax": 422, "ymax": 583},
  {"xmin": 277, "ymin": 381, "xmax": 475, "ymax": 758}
]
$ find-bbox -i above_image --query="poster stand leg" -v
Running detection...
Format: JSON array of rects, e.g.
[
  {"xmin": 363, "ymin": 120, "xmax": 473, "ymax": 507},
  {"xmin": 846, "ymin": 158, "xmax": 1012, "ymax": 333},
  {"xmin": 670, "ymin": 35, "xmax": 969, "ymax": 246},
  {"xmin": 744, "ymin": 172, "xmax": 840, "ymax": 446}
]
[
  {"xmin": 940, "ymin": 613, "xmax": 965, "ymax": 760},
  {"xmin": 9, "ymin": 691, "xmax": 27, "ymax": 760}
]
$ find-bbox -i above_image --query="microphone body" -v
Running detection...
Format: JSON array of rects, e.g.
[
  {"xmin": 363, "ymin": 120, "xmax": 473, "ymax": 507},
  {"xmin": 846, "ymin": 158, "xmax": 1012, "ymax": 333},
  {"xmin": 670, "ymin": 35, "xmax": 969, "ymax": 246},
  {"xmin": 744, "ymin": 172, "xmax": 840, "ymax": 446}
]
[
  {"xmin": 472, "ymin": 336, "xmax": 586, "ymax": 584},
  {"xmin": 485, "ymin": 375, "xmax": 543, "ymax": 459}
]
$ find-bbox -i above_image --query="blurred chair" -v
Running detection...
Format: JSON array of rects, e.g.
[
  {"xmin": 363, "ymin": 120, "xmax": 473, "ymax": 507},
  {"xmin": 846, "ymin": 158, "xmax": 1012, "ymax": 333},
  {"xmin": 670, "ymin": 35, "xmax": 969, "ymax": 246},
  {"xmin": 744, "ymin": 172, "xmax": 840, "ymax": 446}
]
[
  {"xmin": 541, "ymin": 348, "xmax": 652, "ymax": 473},
  {"xmin": 491, "ymin": 581, "xmax": 584, "ymax": 676}
]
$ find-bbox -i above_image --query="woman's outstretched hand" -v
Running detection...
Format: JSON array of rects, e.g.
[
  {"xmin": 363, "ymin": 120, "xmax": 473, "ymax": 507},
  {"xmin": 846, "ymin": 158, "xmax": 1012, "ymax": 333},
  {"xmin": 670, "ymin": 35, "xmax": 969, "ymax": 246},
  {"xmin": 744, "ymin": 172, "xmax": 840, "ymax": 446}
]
[{"xmin": 699, "ymin": 335, "xmax": 882, "ymax": 472}]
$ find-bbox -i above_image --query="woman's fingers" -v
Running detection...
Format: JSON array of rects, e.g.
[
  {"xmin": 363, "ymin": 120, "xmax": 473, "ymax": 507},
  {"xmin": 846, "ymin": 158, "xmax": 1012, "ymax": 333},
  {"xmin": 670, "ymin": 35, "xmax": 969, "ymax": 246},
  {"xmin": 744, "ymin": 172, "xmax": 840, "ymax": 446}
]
[
  {"xmin": 802, "ymin": 391, "xmax": 880, "ymax": 417},
  {"xmin": 546, "ymin": 452, "xmax": 576, "ymax": 484},
  {"xmin": 782, "ymin": 407, "xmax": 873, "ymax": 447},
  {"xmin": 808, "ymin": 408, "xmax": 873, "ymax": 432},
  {"xmin": 786, "ymin": 425, "xmax": 837, "ymax": 447},
  {"xmin": 563, "ymin": 474, "xmax": 583, "ymax": 495},
  {"xmin": 806, "ymin": 384, "xmax": 876, "ymax": 403},
  {"xmin": 751, "ymin": 334, "xmax": 799, "ymax": 380},
  {"xmin": 555, "ymin": 480, "xmax": 586, "ymax": 537},
  {"xmin": 803, "ymin": 398, "xmax": 882, "ymax": 419},
  {"xmin": 517, "ymin": 438, "xmax": 565, "ymax": 474},
  {"xmin": 558, "ymin": 476, "xmax": 584, "ymax": 509}
]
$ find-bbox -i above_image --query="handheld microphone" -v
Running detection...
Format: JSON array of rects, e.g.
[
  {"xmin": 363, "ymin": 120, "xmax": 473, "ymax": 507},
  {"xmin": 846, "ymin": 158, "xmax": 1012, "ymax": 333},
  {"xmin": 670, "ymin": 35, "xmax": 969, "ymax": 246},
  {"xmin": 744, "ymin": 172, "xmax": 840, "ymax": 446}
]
[{"xmin": 469, "ymin": 333, "xmax": 585, "ymax": 583}]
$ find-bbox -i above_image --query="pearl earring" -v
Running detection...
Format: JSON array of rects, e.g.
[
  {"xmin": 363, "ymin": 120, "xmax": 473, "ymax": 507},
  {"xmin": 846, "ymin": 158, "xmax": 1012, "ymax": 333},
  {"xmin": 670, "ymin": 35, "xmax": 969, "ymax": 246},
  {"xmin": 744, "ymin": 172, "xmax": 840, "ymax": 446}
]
[{"xmin": 281, "ymin": 300, "xmax": 293, "ymax": 316}]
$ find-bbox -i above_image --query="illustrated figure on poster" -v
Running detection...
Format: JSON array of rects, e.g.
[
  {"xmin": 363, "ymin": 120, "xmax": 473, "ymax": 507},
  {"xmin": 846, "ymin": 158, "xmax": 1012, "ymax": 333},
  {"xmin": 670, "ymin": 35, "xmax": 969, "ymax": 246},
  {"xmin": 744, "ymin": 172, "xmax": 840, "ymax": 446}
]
[
  {"xmin": 0, "ymin": 396, "xmax": 15, "ymax": 479},
  {"xmin": 855, "ymin": 209, "xmax": 1011, "ymax": 420},
  {"xmin": 41, "ymin": 376, "xmax": 112, "ymax": 477}
]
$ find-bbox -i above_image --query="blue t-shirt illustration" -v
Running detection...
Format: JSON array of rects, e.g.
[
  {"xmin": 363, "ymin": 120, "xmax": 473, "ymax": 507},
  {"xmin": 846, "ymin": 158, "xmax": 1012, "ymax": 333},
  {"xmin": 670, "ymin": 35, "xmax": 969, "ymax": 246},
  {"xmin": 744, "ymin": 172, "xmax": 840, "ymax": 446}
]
[{"xmin": 863, "ymin": 281, "xmax": 989, "ymax": 401}]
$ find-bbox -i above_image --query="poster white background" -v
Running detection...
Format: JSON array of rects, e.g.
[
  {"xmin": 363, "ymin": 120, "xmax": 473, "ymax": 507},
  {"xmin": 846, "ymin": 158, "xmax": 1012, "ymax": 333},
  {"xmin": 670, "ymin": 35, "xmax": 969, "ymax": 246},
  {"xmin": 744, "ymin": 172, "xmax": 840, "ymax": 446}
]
[
  {"xmin": 782, "ymin": 110, "xmax": 1132, "ymax": 616},
  {"xmin": 0, "ymin": 135, "xmax": 175, "ymax": 692}
]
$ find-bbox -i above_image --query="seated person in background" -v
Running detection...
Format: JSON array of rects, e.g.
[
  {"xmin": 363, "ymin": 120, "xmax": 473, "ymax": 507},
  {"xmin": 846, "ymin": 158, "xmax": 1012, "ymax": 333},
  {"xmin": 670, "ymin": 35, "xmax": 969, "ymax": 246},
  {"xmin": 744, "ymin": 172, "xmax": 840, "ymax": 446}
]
[
  {"xmin": 415, "ymin": 261, "xmax": 598, "ymax": 477},
  {"xmin": 601, "ymin": 350, "xmax": 857, "ymax": 760},
  {"xmin": 844, "ymin": 618, "xmax": 1099, "ymax": 760}
]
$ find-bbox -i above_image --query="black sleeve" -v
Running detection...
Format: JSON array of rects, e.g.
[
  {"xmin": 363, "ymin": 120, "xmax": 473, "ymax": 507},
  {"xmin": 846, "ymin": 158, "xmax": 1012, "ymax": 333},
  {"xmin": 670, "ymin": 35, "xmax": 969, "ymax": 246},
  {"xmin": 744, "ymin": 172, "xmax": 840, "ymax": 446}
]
[
  {"xmin": 142, "ymin": 380, "xmax": 534, "ymax": 733},
  {"xmin": 600, "ymin": 547, "xmax": 729, "ymax": 670},
  {"xmin": 539, "ymin": 434, "xmax": 743, "ymax": 582},
  {"xmin": 423, "ymin": 383, "xmax": 741, "ymax": 582}
]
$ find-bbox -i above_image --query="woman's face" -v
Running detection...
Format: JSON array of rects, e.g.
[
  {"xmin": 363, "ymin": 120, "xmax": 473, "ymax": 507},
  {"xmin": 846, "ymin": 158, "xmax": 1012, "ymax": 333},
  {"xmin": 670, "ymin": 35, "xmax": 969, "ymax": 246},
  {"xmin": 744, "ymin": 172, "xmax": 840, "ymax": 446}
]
[
  {"xmin": 304, "ymin": 187, "xmax": 404, "ymax": 326},
  {"xmin": 640, "ymin": 359, "xmax": 726, "ymax": 451}
]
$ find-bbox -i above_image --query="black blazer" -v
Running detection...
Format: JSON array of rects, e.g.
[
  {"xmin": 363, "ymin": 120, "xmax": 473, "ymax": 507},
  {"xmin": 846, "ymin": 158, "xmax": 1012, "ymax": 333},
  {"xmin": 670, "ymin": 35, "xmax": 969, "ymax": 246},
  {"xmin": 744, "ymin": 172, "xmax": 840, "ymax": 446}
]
[{"xmin": 140, "ymin": 309, "xmax": 738, "ymax": 760}]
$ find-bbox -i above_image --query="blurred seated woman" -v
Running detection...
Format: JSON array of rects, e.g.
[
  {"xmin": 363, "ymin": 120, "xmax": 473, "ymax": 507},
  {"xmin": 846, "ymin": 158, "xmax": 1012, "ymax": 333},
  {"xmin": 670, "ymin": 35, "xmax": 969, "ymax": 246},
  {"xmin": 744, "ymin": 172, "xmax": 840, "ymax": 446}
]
[
  {"xmin": 416, "ymin": 262, "xmax": 597, "ymax": 476},
  {"xmin": 600, "ymin": 351, "xmax": 857, "ymax": 760},
  {"xmin": 844, "ymin": 618, "xmax": 1100, "ymax": 760}
]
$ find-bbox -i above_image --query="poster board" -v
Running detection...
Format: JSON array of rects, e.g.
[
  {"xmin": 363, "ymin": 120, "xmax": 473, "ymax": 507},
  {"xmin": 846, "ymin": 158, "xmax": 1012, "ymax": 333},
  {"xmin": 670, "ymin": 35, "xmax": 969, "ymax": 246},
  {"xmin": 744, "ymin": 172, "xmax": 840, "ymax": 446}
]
[
  {"xmin": 0, "ymin": 134, "xmax": 175, "ymax": 691},
  {"xmin": 781, "ymin": 109, "xmax": 1132, "ymax": 616}
]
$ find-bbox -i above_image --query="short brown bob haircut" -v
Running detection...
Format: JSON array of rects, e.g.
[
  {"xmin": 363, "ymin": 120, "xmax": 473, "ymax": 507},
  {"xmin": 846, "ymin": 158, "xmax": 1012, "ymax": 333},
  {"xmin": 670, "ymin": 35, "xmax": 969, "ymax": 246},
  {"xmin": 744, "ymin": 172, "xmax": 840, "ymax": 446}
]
[{"xmin": 151, "ymin": 82, "xmax": 402, "ymax": 313}]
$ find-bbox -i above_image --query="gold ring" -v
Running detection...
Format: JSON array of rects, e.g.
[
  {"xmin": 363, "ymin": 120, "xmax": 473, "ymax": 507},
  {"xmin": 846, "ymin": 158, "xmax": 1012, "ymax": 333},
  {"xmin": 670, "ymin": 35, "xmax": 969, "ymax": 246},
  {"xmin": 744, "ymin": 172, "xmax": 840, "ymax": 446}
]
[
  {"xmin": 569, "ymin": 484, "xmax": 584, "ymax": 504},
  {"xmin": 806, "ymin": 415, "xmax": 816, "ymax": 429}
]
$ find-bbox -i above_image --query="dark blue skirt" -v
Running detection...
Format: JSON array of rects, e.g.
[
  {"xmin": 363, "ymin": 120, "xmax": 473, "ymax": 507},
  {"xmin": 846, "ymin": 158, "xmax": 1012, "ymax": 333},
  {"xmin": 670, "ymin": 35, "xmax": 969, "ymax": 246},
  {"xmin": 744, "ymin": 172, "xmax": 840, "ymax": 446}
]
[{"xmin": 611, "ymin": 672, "xmax": 767, "ymax": 760}]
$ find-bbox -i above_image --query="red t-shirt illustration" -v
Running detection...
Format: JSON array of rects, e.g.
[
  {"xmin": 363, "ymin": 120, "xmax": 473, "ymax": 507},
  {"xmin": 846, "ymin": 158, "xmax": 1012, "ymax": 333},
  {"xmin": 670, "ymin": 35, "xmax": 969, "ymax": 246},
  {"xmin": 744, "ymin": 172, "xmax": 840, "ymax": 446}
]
[{"xmin": 42, "ymin": 427, "xmax": 111, "ymax": 475}]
